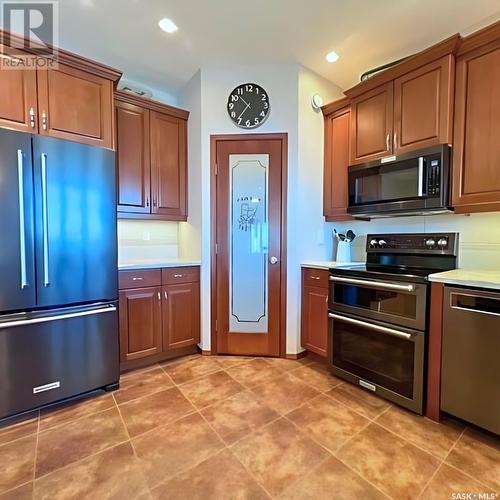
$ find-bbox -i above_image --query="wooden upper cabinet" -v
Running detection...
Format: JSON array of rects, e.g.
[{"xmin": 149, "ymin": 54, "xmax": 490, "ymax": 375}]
[
  {"xmin": 37, "ymin": 64, "xmax": 115, "ymax": 149},
  {"xmin": 162, "ymin": 282, "xmax": 200, "ymax": 350},
  {"xmin": 323, "ymin": 102, "xmax": 353, "ymax": 221},
  {"xmin": 350, "ymin": 82, "xmax": 393, "ymax": 164},
  {"xmin": 0, "ymin": 47, "xmax": 38, "ymax": 133},
  {"xmin": 452, "ymin": 26, "xmax": 500, "ymax": 213},
  {"xmin": 116, "ymin": 101, "xmax": 151, "ymax": 213},
  {"xmin": 393, "ymin": 56, "xmax": 454, "ymax": 154},
  {"xmin": 119, "ymin": 286, "xmax": 163, "ymax": 362},
  {"xmin": 150, "ymin": 111, "xmax": 187, "ymax": 220}
]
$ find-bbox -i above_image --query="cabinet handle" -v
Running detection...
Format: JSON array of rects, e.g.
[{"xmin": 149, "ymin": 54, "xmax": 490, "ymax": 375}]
[
  {"xmin": 146, "ymin": 197, "xmax": 150, "ymax": 207},
  {"xmin": 29, "ymin": 108, "xmax": 36, "ymax": 129},
  {"xmin": 131, "ymin": 277, "xmax": 143, "ymax": 281},
  {"xmin": 386, "ymin": 133, "xmax": 391, "ymax": 151},
  {"xmin": 153, "ymin": 199, "xmax": 157, "ymax": 208},
  {"xmin": 174, "ymin": 274, "xmax": 183, "ymax": 278},
  {"xmin": 393, "ymin": 132, "xmax": 398, "ymax": 149},
  {"xmin": 164, "ymin": 291, "xmax": 168, "ymax": 300},
  {"xmin": 310, "ymin": 276, "xmax": 321, "ymax": 280},
  {"xmin": 42, "ymin": 111, "xmax": 48, "ymax": 130},
  {"xmin": 157, "ymin": 292, "xmax": 161, "ymax": 301}
]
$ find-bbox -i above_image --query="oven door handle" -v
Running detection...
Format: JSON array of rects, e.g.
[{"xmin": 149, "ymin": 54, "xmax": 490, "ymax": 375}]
[
  {"xmin": 329, "ymin": 275, "xmax": 415, "ymax": 292},
  {"xmin": 328, "ymin": 313, "xmax": 413, "ymax": 340}
]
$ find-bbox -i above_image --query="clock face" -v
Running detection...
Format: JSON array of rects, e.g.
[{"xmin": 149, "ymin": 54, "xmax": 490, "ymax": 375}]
[{"xmin": 227, "ymin": 83, "xmax": 270, "ymax": 129}]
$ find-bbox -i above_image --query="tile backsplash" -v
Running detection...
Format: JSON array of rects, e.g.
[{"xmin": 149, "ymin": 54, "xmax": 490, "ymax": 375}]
[
  {"xmin": 117, "ymin": 220, "xmax": 179, "ymax": 262},
  {"xmin": 328, "ymin": 212, "xmax": 500, "ymax": 270}
]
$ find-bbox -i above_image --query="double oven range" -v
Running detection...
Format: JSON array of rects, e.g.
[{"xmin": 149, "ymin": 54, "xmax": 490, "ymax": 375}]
[{"xmin": 328, "ymin": 233, "xmax": 458, "ymax": 414}]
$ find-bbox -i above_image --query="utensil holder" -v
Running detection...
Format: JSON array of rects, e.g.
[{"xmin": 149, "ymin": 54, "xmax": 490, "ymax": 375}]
[{"xmin": 336, "ymin": 241, "xmax": 351, "ymax": 263}]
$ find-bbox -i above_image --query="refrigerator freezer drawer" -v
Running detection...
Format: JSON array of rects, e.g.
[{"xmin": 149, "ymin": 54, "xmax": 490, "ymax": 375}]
[{"xmin": 0, "ymin": 302, "xmax": 119, "ymax": 420}]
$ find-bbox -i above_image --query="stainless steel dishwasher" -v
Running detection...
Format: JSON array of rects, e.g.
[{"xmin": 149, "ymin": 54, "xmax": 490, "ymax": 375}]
[{"xmin": 441, "ymin": 286, "xmax": 500, "ymax": 435}]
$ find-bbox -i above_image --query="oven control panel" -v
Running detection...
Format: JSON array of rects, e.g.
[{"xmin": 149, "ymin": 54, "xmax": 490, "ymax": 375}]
[{"xmin": 367, "ymin": 233, "xmax": 458, "ymax": 255}]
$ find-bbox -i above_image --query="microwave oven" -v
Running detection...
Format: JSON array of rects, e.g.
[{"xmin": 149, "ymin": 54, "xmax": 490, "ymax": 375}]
[{"xmin": 347, "ymin": 145, "xmax": 451, "ymax": 217}]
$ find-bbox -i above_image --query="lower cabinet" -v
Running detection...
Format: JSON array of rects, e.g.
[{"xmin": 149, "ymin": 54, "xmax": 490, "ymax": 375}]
[
  {"xmin": 301, "ymin": 267, "xmax": 329, "ymax": 357},
  {"xmin": 119, "ymin": 267, "xmax": 200, "ymax": 370}
]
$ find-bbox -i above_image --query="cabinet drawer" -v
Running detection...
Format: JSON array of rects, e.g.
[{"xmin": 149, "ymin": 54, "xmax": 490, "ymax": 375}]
[
  {"xmin": 303, "ymin": 268, "xmax": 329, "ymax": 289},
  {"xmin": 162, "ymin": 266, "xmax": 200, "ymax": 285},
  {"xmin": 119, "ymin": 269, "xmax": 161, "ymax": 289}
]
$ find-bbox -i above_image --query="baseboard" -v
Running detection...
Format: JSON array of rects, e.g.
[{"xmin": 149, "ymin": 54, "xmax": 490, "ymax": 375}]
[{"xmin": 285, "ymin": 351, "xmax": 307, "ymax": 360}]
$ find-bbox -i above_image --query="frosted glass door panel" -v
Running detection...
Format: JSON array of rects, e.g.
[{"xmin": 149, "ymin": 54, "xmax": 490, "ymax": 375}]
[{"xmin": 229, "ymin": 154, "xmax": 269, "ymax": 333}]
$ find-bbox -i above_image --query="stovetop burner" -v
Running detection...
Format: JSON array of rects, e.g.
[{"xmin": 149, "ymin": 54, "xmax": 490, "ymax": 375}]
[{"xmin": 330, "ymin": 233, "xmax": 459, "ymax": 283}]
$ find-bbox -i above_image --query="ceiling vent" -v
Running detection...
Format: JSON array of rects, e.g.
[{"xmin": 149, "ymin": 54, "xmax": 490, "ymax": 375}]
[{"xmin": 118, "ymin": 82, "xmax": 153, "ymax": 99}]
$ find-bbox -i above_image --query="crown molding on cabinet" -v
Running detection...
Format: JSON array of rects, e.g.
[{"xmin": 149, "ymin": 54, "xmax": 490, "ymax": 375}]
[
  {"xmin": 457, "ymin": 19, "xmax": 500, "ymax": 55},
  {"xmin": 115, "ymin": 90, "xmax": 189, "ymax": 121}
]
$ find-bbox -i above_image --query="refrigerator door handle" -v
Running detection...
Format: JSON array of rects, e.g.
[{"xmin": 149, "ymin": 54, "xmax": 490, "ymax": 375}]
[
  {"xmin": 0, "ymin": 304, "xmax": 117, "ymax": 329},
  {"xmin": 41, "ymin": 153, "xmax": 50, "ymax": 287},
  {"xmin": 17, "ymin": 149, "xmax": 28, "ymax": 289}
]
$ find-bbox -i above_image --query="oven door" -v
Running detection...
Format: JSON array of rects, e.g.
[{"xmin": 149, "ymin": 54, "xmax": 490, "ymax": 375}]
[
  {"xmin": 329, "ymin": 275, "xmax": 427, "ymax": 331},
  {"xmin": 328, "ymin": 312, "xmax": 425, "ymax": 414}
]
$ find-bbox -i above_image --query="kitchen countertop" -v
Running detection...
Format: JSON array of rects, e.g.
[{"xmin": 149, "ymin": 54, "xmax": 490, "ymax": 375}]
[
  {"xmin": 428, "ymin": 269, "xmax": 500, "ymax": 291},
  {"xmin": 118, "ymin": 260, "xmax": 201, "ymax": 271},
  {"xmin": 301, "ymin": 261, "xmax": 364, "ymax": 270}
]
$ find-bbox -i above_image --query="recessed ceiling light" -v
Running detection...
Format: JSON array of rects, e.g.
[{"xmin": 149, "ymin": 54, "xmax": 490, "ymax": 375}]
[
  {"xmin": 326, "ymin": 51, "xmax": 340, "ymax": 63},
  {"xmin": 158, "ymin": 18, "xmax": 178, "ymax": 34}
]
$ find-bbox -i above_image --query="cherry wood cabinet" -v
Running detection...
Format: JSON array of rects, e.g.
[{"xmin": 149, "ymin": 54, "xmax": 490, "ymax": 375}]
[
  {"xmin": 0, "ymin": 46, "xmax": 38, "ymax": 133},
  {"xmin": 150, "ymin": 111, "xmax": 187, "ymax": 219},
  {"xmin": 119, "ymin": 286, "xmax": 163, "ymax": 362},
  {"xmin": 119, "ymin": 266, "xmax": 200, "ymax": 371},
  {"xmin": 323, "ymin": 99, "xmax": 353, "ymax": 221},
  {"xmin": 452, "ymin": 23, "xmax": 500, "ymax": 213},
  {"xmin": 301, "ymin": 267, "xmax": 329, "ymax": 357},
  {"xmin": 393, "ymin": 56, "xmax": 454, "ymax": 154},
  {"xmin": 163, "ymin": 282, "xmax": 200, "ymax": 350},
  {"xmin": 116, "ymin": 101, "xmax": 151, "ymax": 213},
  {"xmin": 0, "ymin": 30, "xmax": 121, "ymax": 148},
  {"xmin": 350, "ymin": 82, "xmax": 393, "ymax": 164},
  {"xmin": 115, "ymin": 91, "xmax": 189, "ymax": 221}
]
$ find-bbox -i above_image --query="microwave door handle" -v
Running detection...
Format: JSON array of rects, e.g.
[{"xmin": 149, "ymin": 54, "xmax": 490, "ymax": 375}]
[{"xmin": 418, "ymin": 157, "xmax": 426, "ymax": 197}]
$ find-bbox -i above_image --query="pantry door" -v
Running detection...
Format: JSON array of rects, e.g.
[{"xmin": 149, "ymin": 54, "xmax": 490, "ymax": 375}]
[{"xmin": 212, "ymin": 134, "xmax": 287, "ymax": 356}]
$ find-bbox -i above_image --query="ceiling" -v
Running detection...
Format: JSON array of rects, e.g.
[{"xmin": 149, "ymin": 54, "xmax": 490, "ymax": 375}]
[{"xmin": 57, "ymin": 0, "xmax": 500, "ymax": 94}]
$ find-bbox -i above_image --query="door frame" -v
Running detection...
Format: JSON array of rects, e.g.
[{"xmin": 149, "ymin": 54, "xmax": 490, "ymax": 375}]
[{"xmin": 210, "ymin": 133, "xmax": 288, "ymax": 357}]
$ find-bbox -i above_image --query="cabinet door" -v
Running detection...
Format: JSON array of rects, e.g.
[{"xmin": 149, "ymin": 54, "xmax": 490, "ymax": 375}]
[
  {"xmin": 323, "ymin": 106, "xmax": 353, "ymax": 221},
  {"xmin": 394, "ymin": 56, "xmax": 453, "ymax": 154},
  {"xmin": 37, "ymin": 64, "xmax": 114, "ymax": 149},
  {"xmin": 150, "ymin": 111, "xmax": 187, "ymax": 220},
  {"xmin": 119, "ymin": 286, "xmax": 162, "ymax": 362},
  {"xmin": 116, "ymin": 101, "xmax": 151, "ymax": 213},
  {"xmin": 301, "ymin": 284, "xmax": 328, "ymax": 357},
  {"xmin": 453, "ymin": 41, "xmax": 500, "ymax": 212},
  {"xmin": 0, "ymin": 47, "xmax": 38, "ymax": 133},
  {"xmin": 350, "ymin": 82, "xmax": 393, "ymax": 164},
  {"xmin": 162, "ymin": 282, "xmax": 200, "ymax": 350}
]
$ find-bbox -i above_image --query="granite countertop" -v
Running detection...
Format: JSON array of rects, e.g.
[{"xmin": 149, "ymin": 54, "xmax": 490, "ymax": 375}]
[
  {"xmin": 118, "ymin": 260, "xmax": 201, "ymax": 271},
  {"xmin": 301, "ymin": 261, "xmax": 365, "ymax": 270},
  {"xmin": 428, "ymin": 269, "xmax": 500, "ymax": 291}
]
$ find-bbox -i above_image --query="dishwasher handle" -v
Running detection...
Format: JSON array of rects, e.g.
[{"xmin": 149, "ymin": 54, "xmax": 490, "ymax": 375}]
[{"xmin": 450, "ymin": 292, "xmax": 500, "ymax": 318}]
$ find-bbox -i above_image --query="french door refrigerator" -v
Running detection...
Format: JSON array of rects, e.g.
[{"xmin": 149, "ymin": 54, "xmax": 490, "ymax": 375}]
[{"xmin": 0, "ymin": 128, "xmax": 119, "ymax": 420}]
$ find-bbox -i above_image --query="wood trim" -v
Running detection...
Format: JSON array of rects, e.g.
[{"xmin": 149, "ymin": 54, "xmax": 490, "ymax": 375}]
[
  {"xmin": 321, "ymin": 96, "xmax": 350, "ymax": 116},
  {"xmin": 427, "ymin": 282, "xmax": 445, "ymax": 422},
  {"xmin": 0, "ymin": 29, "xmax": 122, "ymax": 83},
  {"xmin": 115, "ymin": 90, "xmax": 189, "ymax": 120},
  {"xmin": 345, "ymin": 34, "xmax": 461, "ymax": 98},
  {"xmin": 210, "ymin": 133, "xmax": 288, "ymax": 358},
  {"xmin": 120, "ymin": 344, "xmax": 198, "ymax": 373},
  {"xmin": 457, "ymin": 20, "xmax": 500, "ymax": 55},
  {"xmin": 118, "ymin": 212, "xmax": 188, "ymax": 222},
  {"xmin": 285, "ymin": 351, "xmax": 307, "ymax": 360}
]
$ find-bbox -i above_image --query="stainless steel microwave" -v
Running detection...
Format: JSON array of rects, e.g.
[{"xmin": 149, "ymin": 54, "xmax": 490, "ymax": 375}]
[{"xmin": 347, "ymin": 145, "xmax": 451, "ymax": 217}]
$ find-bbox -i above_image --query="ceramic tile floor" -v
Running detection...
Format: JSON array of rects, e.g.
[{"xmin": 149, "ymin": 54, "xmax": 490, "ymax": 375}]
[{"xmin": 0, "ymin": 354, "xmax": 499, "ymax": 499}]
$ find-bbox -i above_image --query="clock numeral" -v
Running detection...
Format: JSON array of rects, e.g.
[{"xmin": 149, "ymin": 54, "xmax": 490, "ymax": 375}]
[
  {"xmin": 238, "ymin": 117, "xmax": 242, "ymax": 125},
  {"xmin": 231, "ymin": 95, "xmax": 239, "ymax": 102},
  {"xmin": 231, "ymin": 111, "xmax": 236, "ymax": 118},
  {"xmin": 245, "ymin": 84, "xmax": 253, "ymax": 92},
  {"xmin": 263, "ymin": 102, "xmax": 269, "ymax": 109},
  {"xmin": 237, "ymin": 88, "xmax": 243, "ymax": 95},
  {"xmin": 260, "ymin": 111, "xmax": 266, "ymax": 117},
  {"xmin": 261, "ymin": 94, "xmax": 267, "ymax": 101},
  {"xmin": 245, "ymin": 119, "xmax": 251, "ymax": 127},
  {"xmin": 254, "ymin": 117, "xmax": 259, "ymax": 124},
  {"xmin": 229, "ymin": 102, "xmax": 234, "ymax": 110}
]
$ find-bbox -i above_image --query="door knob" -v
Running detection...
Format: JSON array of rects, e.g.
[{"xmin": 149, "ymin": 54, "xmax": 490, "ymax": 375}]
[{"xmin": 270, "ymin": 256, "xmax": 278, "ymax": 264}]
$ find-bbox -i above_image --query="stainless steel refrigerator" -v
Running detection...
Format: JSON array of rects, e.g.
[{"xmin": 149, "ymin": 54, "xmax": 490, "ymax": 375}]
[{"xmin": 0, "ymin": 128, "xmax": 119, "ymax": 420}]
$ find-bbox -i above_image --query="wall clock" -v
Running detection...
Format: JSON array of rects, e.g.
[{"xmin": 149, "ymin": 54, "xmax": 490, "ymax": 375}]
[{"xmin": 227, "ymin": 83, "xmax": 270, "ymax": 129}]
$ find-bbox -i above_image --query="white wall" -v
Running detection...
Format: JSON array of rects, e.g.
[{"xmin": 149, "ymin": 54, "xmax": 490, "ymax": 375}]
[{"xmin": 329, "ymin": 212, "xmax": 500, "ymax": 270}]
